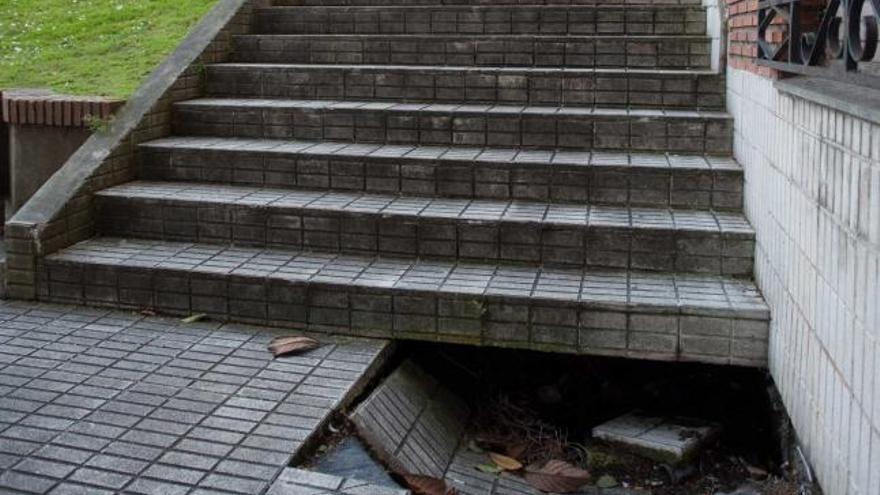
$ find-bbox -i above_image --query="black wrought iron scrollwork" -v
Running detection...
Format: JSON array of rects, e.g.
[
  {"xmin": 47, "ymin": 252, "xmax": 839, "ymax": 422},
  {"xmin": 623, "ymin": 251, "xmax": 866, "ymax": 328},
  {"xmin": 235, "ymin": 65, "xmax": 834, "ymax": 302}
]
[{"xmin": 756, "ymin": 0, "xmax": 880, "ymax": 87}]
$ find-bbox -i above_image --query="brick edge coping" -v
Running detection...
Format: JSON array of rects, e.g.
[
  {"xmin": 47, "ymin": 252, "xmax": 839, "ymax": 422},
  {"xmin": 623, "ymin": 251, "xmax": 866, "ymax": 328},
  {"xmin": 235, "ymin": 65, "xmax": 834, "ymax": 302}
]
[{"xmin": 0, "ymin": 89, "xmax": 124, "ymax": 127}]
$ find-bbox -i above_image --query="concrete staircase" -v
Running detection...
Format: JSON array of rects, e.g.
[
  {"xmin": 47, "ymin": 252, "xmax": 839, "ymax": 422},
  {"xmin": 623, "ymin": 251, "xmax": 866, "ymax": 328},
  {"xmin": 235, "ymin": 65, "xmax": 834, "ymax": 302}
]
[{"xmin": 37, "ymin": 0, "xmax": 770, "ymax": 367}]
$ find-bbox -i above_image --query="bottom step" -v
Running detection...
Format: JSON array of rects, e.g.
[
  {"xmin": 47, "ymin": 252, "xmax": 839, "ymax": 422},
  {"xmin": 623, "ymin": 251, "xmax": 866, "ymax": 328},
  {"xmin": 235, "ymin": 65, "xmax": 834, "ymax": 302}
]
[{"xmin": 40, "ymin": 237, "xmax": 769, "ymax": 366}]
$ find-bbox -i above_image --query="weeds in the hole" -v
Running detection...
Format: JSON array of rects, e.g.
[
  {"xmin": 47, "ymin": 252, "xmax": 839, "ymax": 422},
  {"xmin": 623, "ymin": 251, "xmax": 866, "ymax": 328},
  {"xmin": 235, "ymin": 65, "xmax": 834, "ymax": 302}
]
[{"xmin": 84, "ymin": 114, "xmax": 114, "ymax": 134}]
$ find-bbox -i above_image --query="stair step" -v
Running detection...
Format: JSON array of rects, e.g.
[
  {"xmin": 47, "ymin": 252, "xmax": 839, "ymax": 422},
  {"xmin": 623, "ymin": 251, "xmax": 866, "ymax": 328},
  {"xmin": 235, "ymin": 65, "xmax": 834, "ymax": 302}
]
[
  {"xmin": 206, "ymin": 63, "xmax": 725, "ymax": 110},
  {"xmin": 273, "ymin": 0, "xmax": 705, "ymax": 6},
  {"xmin": 253, "ymin": 5, "xmax": 707, "ymax": 36},
  {"xmin": 140, "ymin": 137, "xmax": 743, "ymax": 209},
  {"xmin": 40, "ymin": 237, "xmax": 769, "ymax": 366},
  {"xmin": 173, "ymin": 98, "xmax": 732, "ymax": 154},
  {"xmin": 94, "ymin": 181, "xmax": 754, "ymax": 276},
  {"xmin": 232, "ymin": 34, "xmax": 712, "ymax": 69}
]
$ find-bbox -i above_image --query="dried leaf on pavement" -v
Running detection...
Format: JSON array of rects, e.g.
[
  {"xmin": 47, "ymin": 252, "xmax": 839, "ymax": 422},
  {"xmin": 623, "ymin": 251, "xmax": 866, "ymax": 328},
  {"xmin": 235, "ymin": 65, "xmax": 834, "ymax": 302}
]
[
  {"xmin": 523, "ymin": 459, "xmax": 591, "ymax": 493},
  {"xmin": 181, "ymin": 313, "xmax": 207, "ymax": 323},
  {"xmin": 489, "ymin": 452, "xmax": 523, "ymax": 471},
  {"xmin": 476, "ymin": 464, "xmax": 503, "ymax": 474},
  {"xmin": 268, "ymin": 336, "xmax": 320, "ymax": 357}
]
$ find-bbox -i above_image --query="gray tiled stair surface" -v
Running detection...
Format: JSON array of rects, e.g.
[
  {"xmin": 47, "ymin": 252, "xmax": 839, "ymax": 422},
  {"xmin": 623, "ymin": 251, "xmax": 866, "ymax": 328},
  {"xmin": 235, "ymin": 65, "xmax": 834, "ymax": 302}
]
[
  {"xmin": 140, "ymin": 137, "xmax": 744, "ymax": 210},
  {"xmin": 94, "ymin": 181, "xmax": 755, "ymax": 276},
  {"xmin": 275, "ymin": 0, "xmax": 705, "ymax": 5},
  {"xmin": 205, "ymin": 64, "xmax": 725, "ymax": 110},
  {"xmin": 252, "ymin": 5, "xmax": 708, "ymax": 36},
  {"xmin": 39, "ymin": 237, "xmax": 769, "ymax": 366},
  {"xmin": 34, "ymin": 0, "xmax": 771, "ymax": 366},
  {"xmin": 173, "ymin": 99, "xmax": 733, "ymax": 154},
  {"xmin": 231, "ymin": 34, "xmax": 712, "ymax": 69}
]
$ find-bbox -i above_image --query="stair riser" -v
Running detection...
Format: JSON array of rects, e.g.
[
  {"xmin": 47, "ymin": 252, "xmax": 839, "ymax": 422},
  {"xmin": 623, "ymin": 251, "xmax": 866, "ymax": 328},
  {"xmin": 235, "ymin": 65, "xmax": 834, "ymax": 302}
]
[
  {"xmin": 37, "ymin": 261, "xmax": 769, "ymax": 367},
  {"xmin": 173, "ymin": 104, "xmax": 733, "ymax": 154},
  {"xmin": 232, "ymin": 35, "xmax": 712, "ymax": 69},
  {"xmin": 253, "ymin": 7, "xmax": 707, "ymax": 36},
  {"xmin": 206, "ymin": 66, "xmax": 725, "ymax": 110},
  {"xmin": 140, "ymin": 146, "xmax": 744, "ymax": 209},
  {"xmin": 274, "ymin": 0, "xmax": 705, "ymax": 6},
  {"xmin": 94, "ymin": 195, "xmax": 754, "ymax": 276}
]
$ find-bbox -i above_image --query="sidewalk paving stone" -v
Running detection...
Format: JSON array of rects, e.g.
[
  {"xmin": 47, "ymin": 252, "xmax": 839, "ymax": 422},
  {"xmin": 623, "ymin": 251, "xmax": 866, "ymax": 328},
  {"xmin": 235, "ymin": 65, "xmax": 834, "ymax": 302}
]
[{"xmin": 0, "ymin": 300, "xmax": 390, "ymax": 494}]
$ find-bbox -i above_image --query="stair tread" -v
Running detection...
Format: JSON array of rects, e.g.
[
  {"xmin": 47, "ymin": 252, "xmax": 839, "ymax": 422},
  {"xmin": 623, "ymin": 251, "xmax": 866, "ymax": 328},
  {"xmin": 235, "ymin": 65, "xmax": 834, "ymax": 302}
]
[
  {"xmin": 209, "ymin": 62, "xmax": 720, "ymax": 75},
  {"xmin": 257, "ymin": 4, "xmax": 706, "ymax": 9},
  {"xmin": 98, "ymin": 180, "xmax": 753, "ymax": 236},
  {"xmin": 175, "ymin": 97, "xmax": 730, "ymax": 118},
  {"xmin": 48, "ymin": 236, "xmax": 768, "ymax": 317},
  {"xmin": 142, "ymin": 136, "xmax": 740, "ymax": 170},
  {"xmin": 235, "ymin": 33, "xmax": 711, "ymax": 39}
]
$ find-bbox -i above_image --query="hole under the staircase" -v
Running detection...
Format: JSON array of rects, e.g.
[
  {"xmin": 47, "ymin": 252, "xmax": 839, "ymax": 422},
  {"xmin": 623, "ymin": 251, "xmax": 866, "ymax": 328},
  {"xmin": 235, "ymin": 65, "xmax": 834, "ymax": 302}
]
[{"xmin": 300, "ymin": 343, "xmax": 803, "ymax": 495}]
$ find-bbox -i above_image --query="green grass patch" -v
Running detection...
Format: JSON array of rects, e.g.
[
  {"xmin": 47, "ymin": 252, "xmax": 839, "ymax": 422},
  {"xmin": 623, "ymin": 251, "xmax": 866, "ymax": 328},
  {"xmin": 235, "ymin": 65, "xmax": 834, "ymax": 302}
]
[{"xmin": 0, "ymin": 0, "xmax": 218, "ymax": 98}]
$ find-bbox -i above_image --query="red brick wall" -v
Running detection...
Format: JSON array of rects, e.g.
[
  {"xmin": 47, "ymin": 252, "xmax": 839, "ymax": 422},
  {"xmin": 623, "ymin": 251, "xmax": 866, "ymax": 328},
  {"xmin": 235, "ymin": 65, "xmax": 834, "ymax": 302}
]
[{"xmin": 726, "ymin": 0, "xmax": 778, "ymax": 77}]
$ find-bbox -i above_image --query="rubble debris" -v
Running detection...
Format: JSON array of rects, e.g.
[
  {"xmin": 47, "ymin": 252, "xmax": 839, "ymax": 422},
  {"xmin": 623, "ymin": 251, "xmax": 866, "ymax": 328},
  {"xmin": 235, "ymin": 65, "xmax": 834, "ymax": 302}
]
[{"xmin": 592, "ymin": 412, "xmax": 721, "ymax": 464}]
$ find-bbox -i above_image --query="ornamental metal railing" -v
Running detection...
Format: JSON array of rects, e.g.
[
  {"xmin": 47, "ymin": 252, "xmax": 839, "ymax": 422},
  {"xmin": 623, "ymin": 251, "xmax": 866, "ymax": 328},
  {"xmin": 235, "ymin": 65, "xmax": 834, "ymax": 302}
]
[{"xmin": 756, "ymin": 0, "xmax": 880, "ymax": 88}]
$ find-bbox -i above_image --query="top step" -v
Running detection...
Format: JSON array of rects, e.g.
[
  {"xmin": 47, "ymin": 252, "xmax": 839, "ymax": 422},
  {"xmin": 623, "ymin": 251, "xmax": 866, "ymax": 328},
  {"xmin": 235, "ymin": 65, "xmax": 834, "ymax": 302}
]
[
  {"xmin": 254, "ymin": 5, "xmax": 708, "ymax": 36},
  {"xmin": 274, "ymin": 0, "xmax": 705, "ymax": 5}
]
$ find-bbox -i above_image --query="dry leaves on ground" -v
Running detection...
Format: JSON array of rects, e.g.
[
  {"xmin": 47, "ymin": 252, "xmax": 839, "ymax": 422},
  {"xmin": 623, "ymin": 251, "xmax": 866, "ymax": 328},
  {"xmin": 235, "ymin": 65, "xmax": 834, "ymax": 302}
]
[
  {"xmin": 400, "ymin": 473, "xmax": 459, "ymax": 495},
  {"xmin": 489, "ymin": 452, "xmax": 523, "ymax": 471},
  {"xmin": 523, "ymin": 459, "xmax": 592, "ymax": 493},
  {"xmin": 268, "ymin": 336, "xmax": 320, "ymax": 357}
]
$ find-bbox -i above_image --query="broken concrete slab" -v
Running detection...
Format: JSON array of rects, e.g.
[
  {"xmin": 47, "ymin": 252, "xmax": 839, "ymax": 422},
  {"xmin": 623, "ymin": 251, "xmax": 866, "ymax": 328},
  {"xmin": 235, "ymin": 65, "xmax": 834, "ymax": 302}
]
[
  {"xmin": 592, "ymin": 412, "xmax": 721, "ymax": 464},
  {"xmin": 350, "ymin": 360, "xmax": 470, "ymax": 478},
  {"xmin": 312, "ymin": 437, "xmax": 401, "ymax": 489},
  {"xmin": 268, "ymin": 468, "xmax": 409, "ymax": 495}
]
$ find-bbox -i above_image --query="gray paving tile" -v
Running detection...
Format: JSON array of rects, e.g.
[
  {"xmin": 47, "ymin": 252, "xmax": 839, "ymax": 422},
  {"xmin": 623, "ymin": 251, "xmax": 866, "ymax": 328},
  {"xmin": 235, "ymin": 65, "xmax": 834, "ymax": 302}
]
[{"xmin": 0, "ymin": 300, "xmax": 390, "ymax": 495}]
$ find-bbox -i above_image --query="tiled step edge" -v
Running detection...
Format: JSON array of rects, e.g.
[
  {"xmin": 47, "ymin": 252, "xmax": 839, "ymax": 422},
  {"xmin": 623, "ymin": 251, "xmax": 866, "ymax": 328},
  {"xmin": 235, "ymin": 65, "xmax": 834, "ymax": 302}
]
[
  {"xmin": 173, "ymin": 99, "xmax": 733, "ymax": 154},
  {"xmin": 252, "ymin": 5, "xmax": 708, "ymax": 37},
  {"xmin": 95, "ymin": 181, "xmax": 755, "ymax": 276},
  {"xmin": 39, "ymin": 237, "xmax": 770, "ymax": 367},
  {"xmin": 205, "ymin": 64, "xmax": 726, "ymax": 110},
  {"xmin": 232, "ymin": 34, "xmax": 712, "ymax": 69},
  {"xmin": 140, "ymin": 137, "xmax": 744, "ymax": 210}
]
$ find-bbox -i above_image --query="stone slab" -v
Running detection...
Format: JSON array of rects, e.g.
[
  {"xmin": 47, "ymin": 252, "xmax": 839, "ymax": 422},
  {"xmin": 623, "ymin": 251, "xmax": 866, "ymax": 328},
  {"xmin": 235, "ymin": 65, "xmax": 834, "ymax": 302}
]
[
  {"xmin": 350, "ymin": 360, "xmax": 470, "ymax": 477},
  {"xmin": 0, "ymin": 299, "xmax": 391, "ymax": 494},
  {"xmin": 592, "ymin": 411, "xmax": 720, "ymax": 463}
]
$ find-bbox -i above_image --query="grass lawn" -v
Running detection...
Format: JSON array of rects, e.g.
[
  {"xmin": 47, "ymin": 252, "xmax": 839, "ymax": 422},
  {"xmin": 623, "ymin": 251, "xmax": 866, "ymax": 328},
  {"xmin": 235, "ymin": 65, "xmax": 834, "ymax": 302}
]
[{"xmin": 0, "ymin": 0, "xmax": 218, "ymax": 98}]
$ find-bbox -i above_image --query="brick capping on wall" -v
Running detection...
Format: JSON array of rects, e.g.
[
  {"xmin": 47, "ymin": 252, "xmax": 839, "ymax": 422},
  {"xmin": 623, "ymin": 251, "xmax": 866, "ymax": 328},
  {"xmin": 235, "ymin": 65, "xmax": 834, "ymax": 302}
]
[
  {"xmin": 3, "ymin": 0, "xmax": 269, "ymax": 300},
  {"xmin": 0, "ymin": 89, "xmax": 124, "ymax": 128}
]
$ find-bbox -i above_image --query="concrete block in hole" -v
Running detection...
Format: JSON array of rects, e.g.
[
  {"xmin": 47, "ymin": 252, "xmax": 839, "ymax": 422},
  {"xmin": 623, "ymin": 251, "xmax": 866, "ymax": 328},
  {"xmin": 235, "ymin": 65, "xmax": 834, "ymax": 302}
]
[
  {"xmin": 592, "ymin": 411, "xmax": 720, "ymax": 464},
  {"xmin": 350, "ymin": 360, "xmax": 470, "ymax": 478}
]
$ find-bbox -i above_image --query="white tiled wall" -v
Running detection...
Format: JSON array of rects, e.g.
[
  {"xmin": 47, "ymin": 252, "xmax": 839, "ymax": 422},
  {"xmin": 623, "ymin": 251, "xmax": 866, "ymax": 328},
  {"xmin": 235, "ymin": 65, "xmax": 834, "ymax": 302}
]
[{"xmin": 727, "ymin": 67, "xmax": 880, "ymax": 495}]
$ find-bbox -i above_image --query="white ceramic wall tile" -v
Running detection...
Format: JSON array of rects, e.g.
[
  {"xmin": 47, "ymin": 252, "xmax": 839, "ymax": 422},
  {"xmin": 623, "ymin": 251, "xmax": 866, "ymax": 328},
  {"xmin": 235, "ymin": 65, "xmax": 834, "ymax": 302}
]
[{"xmin": 727, "ymin": 67, "xmax": 880, "ymax": 495}]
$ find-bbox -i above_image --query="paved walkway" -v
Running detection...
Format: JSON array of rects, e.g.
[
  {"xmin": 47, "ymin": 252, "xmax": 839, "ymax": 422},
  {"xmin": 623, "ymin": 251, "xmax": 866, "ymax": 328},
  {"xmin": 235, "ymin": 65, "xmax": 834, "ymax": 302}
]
[{"xmin": 0, "ymin": 300, "xmax": 390, "ymax": 494}]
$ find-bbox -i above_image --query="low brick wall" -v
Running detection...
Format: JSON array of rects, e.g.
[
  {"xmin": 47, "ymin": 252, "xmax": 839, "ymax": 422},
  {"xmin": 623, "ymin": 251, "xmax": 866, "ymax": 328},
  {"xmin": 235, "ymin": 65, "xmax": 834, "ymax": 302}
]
[
  {"xmin": 1, "ymin": 90, "xmax": 122, "ymax": 128},
  {"xmin": 1, "ymin": 90, "xmax": 125, "ymax": 221},
  {"xmin": 4, "ymin": 0, "xmax": 269, "ymax": 299}
]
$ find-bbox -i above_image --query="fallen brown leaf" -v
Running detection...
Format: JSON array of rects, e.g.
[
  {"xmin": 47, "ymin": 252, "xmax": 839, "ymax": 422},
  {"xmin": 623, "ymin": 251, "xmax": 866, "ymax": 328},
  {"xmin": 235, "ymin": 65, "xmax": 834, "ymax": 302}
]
[
  {"xmin": 400, "ymin": 473, "xmax": 458, "ymax": 495},
  {"xmin": 489, "ymin": 452, "xmax": 523, "ymax": 471},
  {"xmin": 523, "ymin": 459, "xmax": 591, "ymax": 493},
  {"xmin": 268, "ymin": 336, "xmax": 320, "ymax": 357}
]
